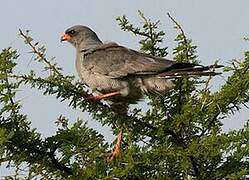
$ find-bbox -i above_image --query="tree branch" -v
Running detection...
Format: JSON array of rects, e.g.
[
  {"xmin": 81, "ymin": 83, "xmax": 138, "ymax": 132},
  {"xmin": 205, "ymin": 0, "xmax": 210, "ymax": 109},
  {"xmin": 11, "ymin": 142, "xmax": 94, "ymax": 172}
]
[
  {"xmin": 19, "ymin": 29, "xmax": 63, "ymax": 76},
  {"xmin": 167, "ymin": 13, "xmax": 188, "ymax": 46},
  {"xmin": 29, "ymin": 147, "xmax": 73, "ymax": 176}
]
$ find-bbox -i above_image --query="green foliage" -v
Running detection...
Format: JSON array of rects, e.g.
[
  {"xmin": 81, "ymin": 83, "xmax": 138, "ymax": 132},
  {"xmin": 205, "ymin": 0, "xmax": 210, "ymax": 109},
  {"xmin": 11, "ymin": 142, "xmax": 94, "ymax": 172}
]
[
  {"xmin": 0, "ymin": 12, "xmax": 248, "ymax": 179},
  {"xmin": 116, "ymin": 10, "xmax": 168, "ymax": 57}
]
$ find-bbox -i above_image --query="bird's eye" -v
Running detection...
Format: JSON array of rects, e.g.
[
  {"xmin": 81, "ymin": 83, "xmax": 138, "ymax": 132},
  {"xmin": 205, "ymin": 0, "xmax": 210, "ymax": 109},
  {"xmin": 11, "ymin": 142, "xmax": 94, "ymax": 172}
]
[{"xmin": 67, "ymin": 30, "xmax": 75, "ymax": 35}]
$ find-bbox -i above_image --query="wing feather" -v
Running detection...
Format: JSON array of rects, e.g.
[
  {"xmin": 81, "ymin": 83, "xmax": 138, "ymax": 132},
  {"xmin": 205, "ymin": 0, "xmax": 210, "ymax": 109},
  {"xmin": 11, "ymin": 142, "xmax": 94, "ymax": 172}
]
[{"xmin": 82, "ymin": 43, "xmax": 174, "ymax": 78}]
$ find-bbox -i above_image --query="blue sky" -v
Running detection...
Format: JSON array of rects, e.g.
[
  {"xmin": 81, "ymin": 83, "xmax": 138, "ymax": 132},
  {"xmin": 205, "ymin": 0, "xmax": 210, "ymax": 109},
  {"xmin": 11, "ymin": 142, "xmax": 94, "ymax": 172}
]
[{"xmin": 0, "ymin": 0, "xmax": 249, "ymax": 176}]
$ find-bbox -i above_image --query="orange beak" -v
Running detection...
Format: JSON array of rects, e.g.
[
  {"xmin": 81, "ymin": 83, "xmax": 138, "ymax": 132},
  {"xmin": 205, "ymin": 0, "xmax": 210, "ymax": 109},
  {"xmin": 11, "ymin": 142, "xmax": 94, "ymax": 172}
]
[{"xmin": 60, "ymin": 33, "xmax": 72, "ymax": 42}]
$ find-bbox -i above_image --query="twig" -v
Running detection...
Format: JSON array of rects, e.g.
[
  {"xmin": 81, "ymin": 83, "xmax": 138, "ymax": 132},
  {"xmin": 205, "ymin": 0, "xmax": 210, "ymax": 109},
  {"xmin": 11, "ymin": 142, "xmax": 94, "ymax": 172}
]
[
  {"xmin": 199, "ymin": 113, "xmax": 219, "ymax": 137},
  {"xmin": 164, "ymin": 128, "xmax": 200, "ymax": 177},
  {"xmin": 4, "ymin": 75, "xmax": 16, "ymax": 109},
  {"xmin": 167, "ymin": 13, "xmax": 189, "ymax": 61},
  {"xmin": 167, "ymin": 13, "xmax": 188, "ymax": 45},
  {"xmin": 188, "ymin": 156, "xmax": 200, "ymax": 177},
  {"xmin": 200, "ymin": 74, "xmax": 213, "ymax": 111},
  {"xmin": 19, "ymin": 29, "xmax": 63, "ymax": 77},
  {"xmin": 29, "ymin": 147, "xmax": 73, "ymax": 175},
  {"xmin": 9, "ymin": 74, "xmax": 91, "ymax": 99}
]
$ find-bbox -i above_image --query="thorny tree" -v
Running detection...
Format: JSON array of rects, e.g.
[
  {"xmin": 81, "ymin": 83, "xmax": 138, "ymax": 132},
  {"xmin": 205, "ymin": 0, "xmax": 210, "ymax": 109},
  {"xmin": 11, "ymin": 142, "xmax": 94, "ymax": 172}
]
[{"xmin": 0, "ymin": 11, "xmax": 249, "ymax": 179}]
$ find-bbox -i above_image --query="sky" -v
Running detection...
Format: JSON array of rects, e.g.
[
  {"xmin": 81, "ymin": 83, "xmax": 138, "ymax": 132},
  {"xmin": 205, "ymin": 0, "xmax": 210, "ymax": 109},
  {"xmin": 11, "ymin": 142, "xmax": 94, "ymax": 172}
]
[{"xmin": 0, "ymin": 0, "xmax": 249, "ymax": 176}]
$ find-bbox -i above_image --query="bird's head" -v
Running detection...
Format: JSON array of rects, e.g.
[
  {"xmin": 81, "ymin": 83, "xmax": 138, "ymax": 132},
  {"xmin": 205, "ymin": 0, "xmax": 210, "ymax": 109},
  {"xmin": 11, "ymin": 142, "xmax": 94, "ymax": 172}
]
[{"xmin": 60, "ymin": 25, "xmax": 102, "ymax": 49}]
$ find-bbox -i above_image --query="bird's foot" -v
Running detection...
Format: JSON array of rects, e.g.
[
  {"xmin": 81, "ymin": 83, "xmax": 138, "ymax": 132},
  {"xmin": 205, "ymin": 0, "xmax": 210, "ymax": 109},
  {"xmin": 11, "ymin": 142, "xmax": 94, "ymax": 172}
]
[
  {"xmin": 107, "ymin": 130, "xmax": 122, "ymax": 162},
  {"xmin": 86, "ymin": 95, "xmax": 102, "ymax": 102},
  {"xmin": 86, "ymin": 91, "xmax": 121, "ymax": 102}
]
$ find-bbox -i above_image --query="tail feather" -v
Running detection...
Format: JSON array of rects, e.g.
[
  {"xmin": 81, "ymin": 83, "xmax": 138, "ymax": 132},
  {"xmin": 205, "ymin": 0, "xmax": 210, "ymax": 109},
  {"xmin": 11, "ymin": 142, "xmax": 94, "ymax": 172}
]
[{"xmin": 158, "ymin": 64, "xmax": 223, "ymax": 79}]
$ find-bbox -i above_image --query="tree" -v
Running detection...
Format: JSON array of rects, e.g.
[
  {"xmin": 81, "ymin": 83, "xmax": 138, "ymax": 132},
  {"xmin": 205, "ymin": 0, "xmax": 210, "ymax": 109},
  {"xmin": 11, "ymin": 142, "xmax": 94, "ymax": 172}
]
[{"xmin": 0, "ymin": 11, "xmax": 248, "ymax": 179}]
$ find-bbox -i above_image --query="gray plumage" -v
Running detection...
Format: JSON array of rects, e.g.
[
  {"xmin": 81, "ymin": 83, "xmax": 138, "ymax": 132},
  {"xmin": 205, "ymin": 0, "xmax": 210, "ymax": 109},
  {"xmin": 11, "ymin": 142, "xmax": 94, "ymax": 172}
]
[{"xmin": 61, "ymin": 25, "xmax": 222, "ymax": 103}]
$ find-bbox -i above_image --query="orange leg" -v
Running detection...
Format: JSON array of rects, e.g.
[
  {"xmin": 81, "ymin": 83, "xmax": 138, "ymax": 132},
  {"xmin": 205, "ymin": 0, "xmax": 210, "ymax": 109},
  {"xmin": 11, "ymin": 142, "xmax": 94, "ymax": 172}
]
[
  {"xmin": 86, "ymin": 91, "xmax": 121, "ymax": 101},
  {"xmin": 107, "ymin": 130, "xmax": 123, "ymax": 162}
]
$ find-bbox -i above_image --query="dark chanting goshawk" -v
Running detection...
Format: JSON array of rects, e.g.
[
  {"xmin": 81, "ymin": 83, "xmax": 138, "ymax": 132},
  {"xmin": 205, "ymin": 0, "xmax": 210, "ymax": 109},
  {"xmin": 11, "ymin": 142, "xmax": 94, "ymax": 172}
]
[
  {"xmin": 60, "ymin": 25, "xmax": 222, "ymax": 103},
  {"xmin": 60, "ymin": 25, "xmax": 222, "ymax": 161}
]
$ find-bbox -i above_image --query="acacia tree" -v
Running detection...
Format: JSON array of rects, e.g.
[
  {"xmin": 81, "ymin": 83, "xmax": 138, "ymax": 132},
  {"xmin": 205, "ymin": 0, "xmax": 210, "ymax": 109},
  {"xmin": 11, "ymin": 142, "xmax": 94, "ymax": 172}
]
[{"xmin": 0, "ymin": 12, "xmax": 249, "ymax": 179}]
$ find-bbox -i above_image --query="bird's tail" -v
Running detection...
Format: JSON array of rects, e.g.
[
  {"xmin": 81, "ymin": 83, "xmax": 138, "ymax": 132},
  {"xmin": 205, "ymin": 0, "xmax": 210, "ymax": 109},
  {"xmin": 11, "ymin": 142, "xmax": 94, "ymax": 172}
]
[{"xmin": 158, "ymin": 64, "xmax": 224, "ymax": 79}]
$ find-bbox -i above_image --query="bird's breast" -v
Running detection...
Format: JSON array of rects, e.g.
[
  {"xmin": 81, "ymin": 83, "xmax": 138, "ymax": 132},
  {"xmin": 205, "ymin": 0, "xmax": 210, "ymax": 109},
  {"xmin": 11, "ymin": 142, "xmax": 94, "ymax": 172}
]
[{"xmin": 77, "ymin": 63, "xmax": 127, "ymax": 92}]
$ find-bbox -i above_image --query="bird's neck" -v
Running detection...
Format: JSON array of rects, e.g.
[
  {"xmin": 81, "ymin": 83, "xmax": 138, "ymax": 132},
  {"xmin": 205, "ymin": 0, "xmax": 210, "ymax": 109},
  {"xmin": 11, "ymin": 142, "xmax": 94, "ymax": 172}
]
[{"xmin": 76, "ymin": 38, "xmax": 103, "ymax": 52}]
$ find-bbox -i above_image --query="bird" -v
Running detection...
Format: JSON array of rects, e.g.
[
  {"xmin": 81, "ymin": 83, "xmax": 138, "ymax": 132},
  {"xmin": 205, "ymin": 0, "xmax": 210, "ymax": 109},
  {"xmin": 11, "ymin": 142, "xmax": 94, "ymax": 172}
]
[
  {"xmin": 60, "ymin": 25, "xmax": 223, "ymax": 161},
  {"xmin": 60, "ymin": 25, "xmax": 223, "ymax": 103}
]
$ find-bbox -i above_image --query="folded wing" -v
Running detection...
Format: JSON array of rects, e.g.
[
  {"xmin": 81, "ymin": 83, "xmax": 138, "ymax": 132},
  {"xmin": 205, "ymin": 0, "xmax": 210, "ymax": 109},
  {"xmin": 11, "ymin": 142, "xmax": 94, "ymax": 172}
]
[{"xmin": 82, "ymin": 43, "xmax": 222, "ymax": 79}]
